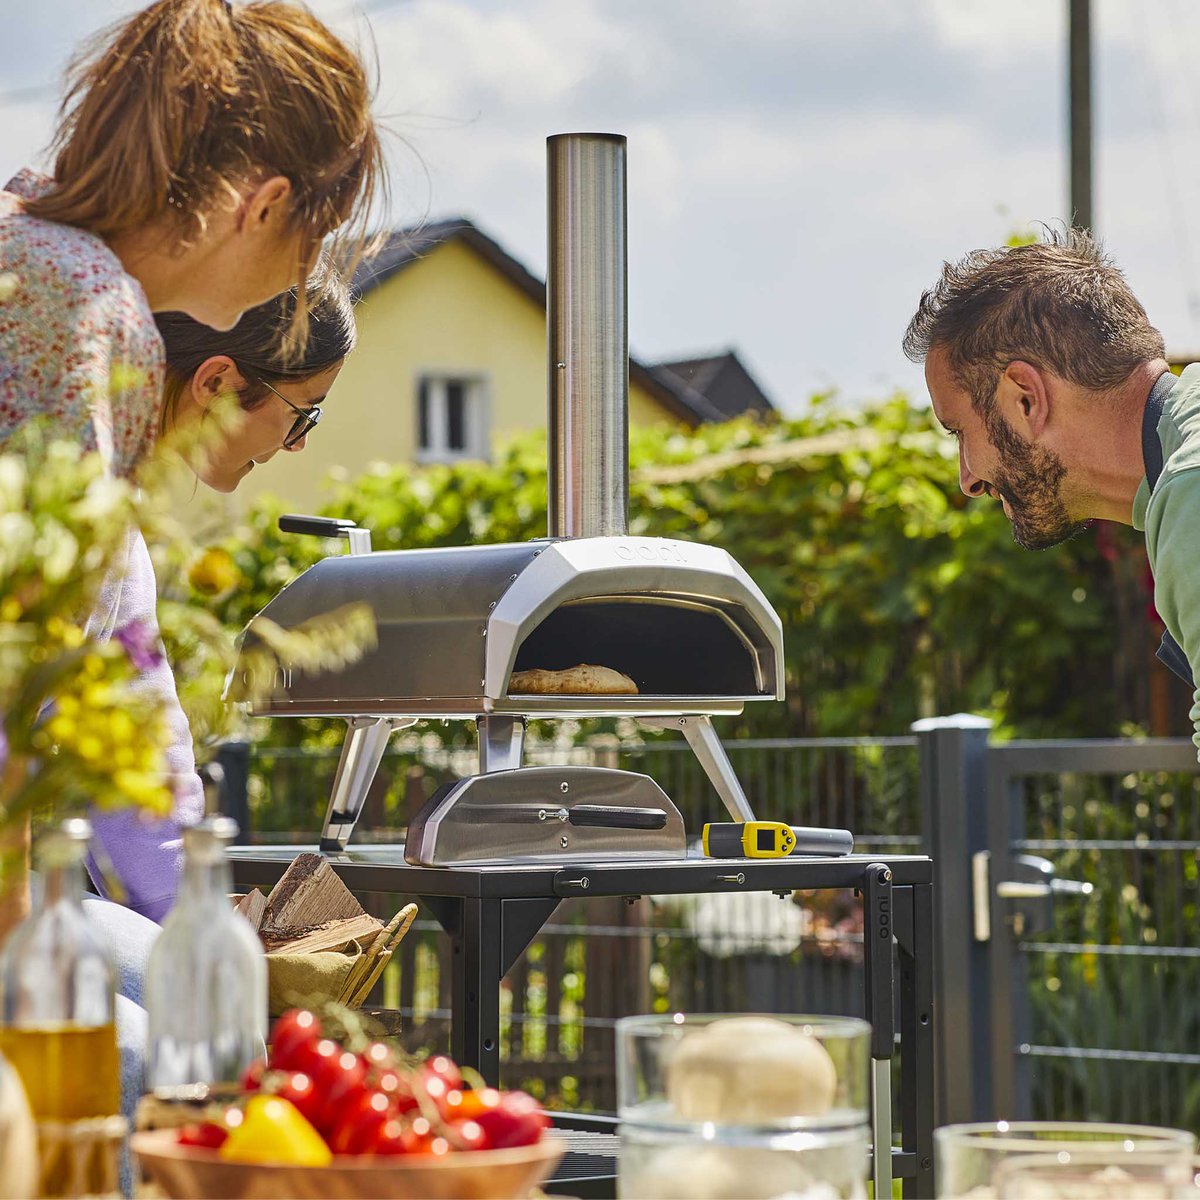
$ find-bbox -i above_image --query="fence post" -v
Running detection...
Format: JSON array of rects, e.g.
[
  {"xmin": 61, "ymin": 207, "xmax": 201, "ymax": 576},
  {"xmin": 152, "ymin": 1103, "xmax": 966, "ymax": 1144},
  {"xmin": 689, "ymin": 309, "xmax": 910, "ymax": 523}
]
[
  {"xmin": 912, "ymin": 713, "xmax": 992, "ymax": 1125},
  {"xmin": 214, "ymin": 741, "xmax": 252, "ymax": 843}
]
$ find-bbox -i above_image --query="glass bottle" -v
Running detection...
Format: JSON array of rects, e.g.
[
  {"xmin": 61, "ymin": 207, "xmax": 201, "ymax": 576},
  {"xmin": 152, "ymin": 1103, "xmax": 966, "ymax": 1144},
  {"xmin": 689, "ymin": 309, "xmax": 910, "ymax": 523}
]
[
  {"xmin": 144, "ymin": 816, "xmax": 266, "ymax": 1094},
  {"xmin": 0, "ymin": 818, "xmax": 121, "ymax": 1120}
]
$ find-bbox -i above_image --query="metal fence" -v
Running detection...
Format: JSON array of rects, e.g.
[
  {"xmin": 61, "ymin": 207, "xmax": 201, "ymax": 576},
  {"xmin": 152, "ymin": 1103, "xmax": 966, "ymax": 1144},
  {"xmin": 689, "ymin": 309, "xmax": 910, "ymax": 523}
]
[
  {"xmin": 232, "ymin": 727, "xmax": 1200, "ymax": 1124},
  {"xmin": 994, "ymin": 740, "xmax": 1200, "ymax": 1130}
]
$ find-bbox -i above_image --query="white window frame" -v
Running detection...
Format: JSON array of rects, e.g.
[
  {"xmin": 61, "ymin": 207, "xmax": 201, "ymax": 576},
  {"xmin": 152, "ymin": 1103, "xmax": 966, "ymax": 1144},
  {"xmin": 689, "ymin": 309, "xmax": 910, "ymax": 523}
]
[{"xmin": 415, "ymin": 373, "xmax": 490, "ymax": 464}]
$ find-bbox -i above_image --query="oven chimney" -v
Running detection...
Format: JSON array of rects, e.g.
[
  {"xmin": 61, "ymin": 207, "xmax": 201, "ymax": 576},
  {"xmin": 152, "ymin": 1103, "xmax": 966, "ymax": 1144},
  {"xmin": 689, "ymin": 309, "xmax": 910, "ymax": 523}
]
[{"xmin": 547, "ymin": 133, "xmax": 629, "ymax": 539}]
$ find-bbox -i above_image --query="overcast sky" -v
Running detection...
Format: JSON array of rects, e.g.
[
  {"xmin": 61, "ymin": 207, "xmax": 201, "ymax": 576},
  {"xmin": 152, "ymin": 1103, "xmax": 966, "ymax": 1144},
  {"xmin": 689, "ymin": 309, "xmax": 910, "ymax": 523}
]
[{"xmin": 3, "ymin": 0, "xmax": 1200, "ymax": 413}]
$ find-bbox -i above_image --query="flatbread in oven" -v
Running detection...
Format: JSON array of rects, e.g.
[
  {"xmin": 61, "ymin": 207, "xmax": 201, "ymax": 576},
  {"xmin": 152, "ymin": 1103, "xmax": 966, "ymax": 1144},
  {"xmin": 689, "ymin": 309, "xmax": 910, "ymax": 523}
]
[{"xmin": 509, "ymin": 664, "xmax": 639, "ymax": 695}]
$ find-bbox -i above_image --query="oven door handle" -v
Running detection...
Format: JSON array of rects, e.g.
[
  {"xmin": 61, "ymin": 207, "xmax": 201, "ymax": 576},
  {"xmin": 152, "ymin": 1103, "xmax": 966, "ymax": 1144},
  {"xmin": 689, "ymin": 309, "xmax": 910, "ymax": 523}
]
[{"xmin": 567, "ymin": 804, "xmax": 668, "ymax": 830}]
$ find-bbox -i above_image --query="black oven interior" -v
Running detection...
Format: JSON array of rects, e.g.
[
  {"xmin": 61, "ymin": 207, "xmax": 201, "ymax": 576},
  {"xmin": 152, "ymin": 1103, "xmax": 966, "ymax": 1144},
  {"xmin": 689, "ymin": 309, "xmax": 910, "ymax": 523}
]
[{"xmin": 509, "ymin": 597, "xmax": 763, "ymax": 695}]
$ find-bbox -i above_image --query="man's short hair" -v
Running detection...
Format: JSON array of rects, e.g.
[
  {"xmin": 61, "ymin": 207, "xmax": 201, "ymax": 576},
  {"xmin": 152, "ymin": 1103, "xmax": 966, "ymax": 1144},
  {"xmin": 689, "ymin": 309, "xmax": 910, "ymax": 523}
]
[{"xmin": 902, "ymin": 228, "xmax": 1165, "ymax": 414}]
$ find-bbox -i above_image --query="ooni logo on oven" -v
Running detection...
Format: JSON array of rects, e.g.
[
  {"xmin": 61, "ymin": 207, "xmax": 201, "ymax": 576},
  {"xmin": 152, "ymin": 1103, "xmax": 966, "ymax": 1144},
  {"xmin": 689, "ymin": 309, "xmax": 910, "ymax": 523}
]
[
  {"xmin": 613, "ymin": 542, "xmax": 687, "ymax": 564},
  {"xmin": 241, "ymin": 667, "xmax": 294, "ymax": 692}
]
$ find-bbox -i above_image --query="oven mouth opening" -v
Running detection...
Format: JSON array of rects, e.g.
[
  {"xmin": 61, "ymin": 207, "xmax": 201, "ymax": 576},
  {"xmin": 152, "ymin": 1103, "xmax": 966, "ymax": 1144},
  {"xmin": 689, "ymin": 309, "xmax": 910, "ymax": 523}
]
[{"xmin": 508, "ymin": 596, "xmax": 763, "ymax": 696}]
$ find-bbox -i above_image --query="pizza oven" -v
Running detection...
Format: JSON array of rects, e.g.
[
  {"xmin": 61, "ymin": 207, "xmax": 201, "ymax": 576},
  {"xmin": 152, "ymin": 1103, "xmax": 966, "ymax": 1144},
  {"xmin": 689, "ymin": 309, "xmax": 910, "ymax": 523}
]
[{"xmin": 228, "ymin": 134, "xmax": 787, "ymax": 865}]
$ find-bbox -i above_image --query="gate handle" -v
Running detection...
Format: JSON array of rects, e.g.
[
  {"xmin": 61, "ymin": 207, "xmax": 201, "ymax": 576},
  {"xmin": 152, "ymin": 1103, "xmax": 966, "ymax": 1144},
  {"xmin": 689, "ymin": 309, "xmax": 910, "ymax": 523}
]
[{"xmin": 996, "ymin": 879, "xmax": 1093, "ymax": 900}]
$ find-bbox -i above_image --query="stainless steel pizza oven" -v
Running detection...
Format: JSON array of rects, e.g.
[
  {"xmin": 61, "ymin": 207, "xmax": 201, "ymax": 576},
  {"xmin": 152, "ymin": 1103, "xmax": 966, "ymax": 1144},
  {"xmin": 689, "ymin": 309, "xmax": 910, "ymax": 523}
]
[
  {"xmin": 229, "ymin": 134, "xmax": 786, "ymax": 865},
  {"xmin": 234, "ymin": 537, "xmax": 782, "ymax": 717}
]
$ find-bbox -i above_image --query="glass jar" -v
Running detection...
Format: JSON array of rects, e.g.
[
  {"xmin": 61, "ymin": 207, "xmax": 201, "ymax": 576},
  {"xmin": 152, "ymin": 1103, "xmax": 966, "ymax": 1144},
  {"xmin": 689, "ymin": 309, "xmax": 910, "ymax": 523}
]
[
  {"xmin": 143, "ymin": 816, "xmax": 266, "ymax": 1094},
  {"xmin": 0, "ymin": 818, "xmax": 120, "ymax": 1121},
  {"xmin": 935, "ymin": 1122, "xmax": 1195, "ymax": 1198},
  {"xmin": 617, "ymin": 1012, "xmax": 871, "ymax": 1200}
]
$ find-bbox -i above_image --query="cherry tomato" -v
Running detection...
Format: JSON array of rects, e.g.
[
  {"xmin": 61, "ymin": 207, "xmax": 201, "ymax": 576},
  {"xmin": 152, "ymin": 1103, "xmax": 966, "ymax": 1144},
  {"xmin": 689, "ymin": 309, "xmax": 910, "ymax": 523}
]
[
  {"xmin": 268, "ymin": 1010, "xmax": 322, "ymax": 1071},
  {"xmin": 422, "ymin": 1055, "xmax": 463, "ymax": 1089},
  {"xmin": 312, "ymin": 1049, "xmax": 369, "ymax": 1135},
  {"xmin": 360, "ymin": 1041, "xmax": 394, "ymax": 1074},
  {"xmin": 177, "ymin": 1122, "xmax": 228, "ymax": 1150},
  {"xmin": 328, "ymin": 1089, "xmax": 392, "ymax": 1156},
  {"xmin": 400, "ymin": 1118, "xmax": 452, "ymax": 1157},
  {"xmin": 270, "ymin": 1070, "xmax": 322, "ymax": 1131},
  {"xmin": 376, "ymin": 1070, "xmax": 419, "ymax": 1116},
  {"xmin": 447, "ymin": 1118, "xmax": 488, "ymax": 1152},
  {"xmin": 290, "ymin": 1038, "xmax": 341, "ymax": 1088},
  {"xmin": 473, "ymin": 1090, "xmax": 549, "ymax": 1149},
  {"xmin": 240, "ymin": 1058, "xmax": 265, "ymax": 1093},
  {"xmin": 418, "ymin": 1071, "xmax": 450, "ymax": 1111},
  {"xmin": 364, "ymin": 1117, "xmax": 409, "ymax": 1156}
]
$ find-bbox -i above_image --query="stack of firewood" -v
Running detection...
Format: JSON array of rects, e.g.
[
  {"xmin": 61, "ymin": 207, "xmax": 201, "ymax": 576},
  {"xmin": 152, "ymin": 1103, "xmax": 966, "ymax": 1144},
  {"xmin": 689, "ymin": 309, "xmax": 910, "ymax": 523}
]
[{"xmin": 234, "ymin": 854, "xmax": 417, "ymax": 1014}]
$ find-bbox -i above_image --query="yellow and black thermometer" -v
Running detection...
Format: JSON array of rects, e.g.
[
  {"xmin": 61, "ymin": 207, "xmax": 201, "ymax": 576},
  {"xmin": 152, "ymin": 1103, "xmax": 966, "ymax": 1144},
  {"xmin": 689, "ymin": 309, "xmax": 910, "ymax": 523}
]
[{"xmin": 702, "ymin": 821, "xmax": 855, "ymax": 859}]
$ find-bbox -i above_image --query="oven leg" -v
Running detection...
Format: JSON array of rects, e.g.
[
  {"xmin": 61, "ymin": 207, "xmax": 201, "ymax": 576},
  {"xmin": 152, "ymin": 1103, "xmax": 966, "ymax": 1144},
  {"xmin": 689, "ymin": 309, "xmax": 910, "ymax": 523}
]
[
  {"xmin": 477, "ymin": 715, "xmax": 527, "ymax": 774},
  {"xmin": 638, "ymin": 715, "xmax": 756, "ymax": 822},
  {"xmin": 451, "ymin": 897, "xmax": 504, "ymax": 1085},
  {"xmin": 320, "ymin": 717, "xmax": 415, "ymax": 852}
]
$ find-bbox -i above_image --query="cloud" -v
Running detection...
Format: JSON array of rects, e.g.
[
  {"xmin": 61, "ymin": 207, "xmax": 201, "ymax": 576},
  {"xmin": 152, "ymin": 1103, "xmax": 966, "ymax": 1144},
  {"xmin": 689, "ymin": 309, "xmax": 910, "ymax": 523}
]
[{"xmin": 4, "ymin": 0, "xmax": 1200, "ymax": 410}]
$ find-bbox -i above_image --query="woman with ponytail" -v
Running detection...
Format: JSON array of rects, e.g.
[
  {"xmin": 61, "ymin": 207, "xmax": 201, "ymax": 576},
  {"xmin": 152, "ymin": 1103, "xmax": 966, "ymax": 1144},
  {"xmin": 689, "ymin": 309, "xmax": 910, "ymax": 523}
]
[
  {"xmin": 0, "ymin": 0, "xmax": 382, "ymax": 1114},
  {"xmin": 0, "ymin": 0, "xmax": 381, "ymax": 901}
]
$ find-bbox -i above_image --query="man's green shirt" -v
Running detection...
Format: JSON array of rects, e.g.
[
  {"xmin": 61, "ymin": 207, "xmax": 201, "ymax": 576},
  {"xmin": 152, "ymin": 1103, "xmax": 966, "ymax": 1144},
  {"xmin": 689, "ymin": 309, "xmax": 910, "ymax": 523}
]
[{"xmin": 1132, "ymin": 363, "xmax": 1200, "ymax": 754}]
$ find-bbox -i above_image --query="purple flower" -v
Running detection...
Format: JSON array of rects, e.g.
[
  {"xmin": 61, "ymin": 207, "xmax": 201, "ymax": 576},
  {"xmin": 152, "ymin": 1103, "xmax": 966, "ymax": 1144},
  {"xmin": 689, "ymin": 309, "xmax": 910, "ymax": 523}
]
[{"xmin": 114, "ymin": 620, "xmax": 164, "ymax": 673}]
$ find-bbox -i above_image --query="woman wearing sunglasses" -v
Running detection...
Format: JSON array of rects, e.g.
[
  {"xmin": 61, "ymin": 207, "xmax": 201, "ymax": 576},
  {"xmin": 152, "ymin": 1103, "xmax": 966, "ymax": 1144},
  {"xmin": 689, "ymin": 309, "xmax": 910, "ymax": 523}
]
[
  {"xmin": 82, "ymin": 265, "xmax": 355, "ymax": 1131},
  {"xmin": 155, "ymin": 255, "xmax": 352, "ymax": 493}
]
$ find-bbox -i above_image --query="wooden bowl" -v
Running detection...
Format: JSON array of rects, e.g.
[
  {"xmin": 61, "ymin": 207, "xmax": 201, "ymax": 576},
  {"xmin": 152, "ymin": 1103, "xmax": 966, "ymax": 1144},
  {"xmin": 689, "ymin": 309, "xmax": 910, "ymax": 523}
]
[{"xmin": 130, "ymin": 1128, "xmax": 566, "ymax": 1200}]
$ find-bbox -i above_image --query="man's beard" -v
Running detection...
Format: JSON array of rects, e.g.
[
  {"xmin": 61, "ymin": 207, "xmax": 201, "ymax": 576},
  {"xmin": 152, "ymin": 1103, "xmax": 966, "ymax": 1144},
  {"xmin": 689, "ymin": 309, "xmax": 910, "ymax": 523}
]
[{"xmin": 985, "ymin": 410, "xmax": 1089, "ymax": 550}]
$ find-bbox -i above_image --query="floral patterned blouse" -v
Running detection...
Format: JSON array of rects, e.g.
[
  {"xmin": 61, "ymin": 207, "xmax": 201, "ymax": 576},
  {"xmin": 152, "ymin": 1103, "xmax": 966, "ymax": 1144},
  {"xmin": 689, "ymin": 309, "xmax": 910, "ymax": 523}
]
[
  {"xmin": 0, "ymin": 169, "xmax": 200, "ymax": 920},
  {"xmin": 0, "ymin": 169, "xmax": 164, "ymax": 477}
]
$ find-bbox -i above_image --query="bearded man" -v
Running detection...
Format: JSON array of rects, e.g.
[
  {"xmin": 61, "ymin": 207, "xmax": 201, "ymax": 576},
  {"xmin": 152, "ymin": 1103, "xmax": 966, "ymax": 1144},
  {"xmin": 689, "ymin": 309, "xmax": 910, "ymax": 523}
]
[{"xmin": 903, "ymin": 229, "xmax": 1200, "ymax": 745}]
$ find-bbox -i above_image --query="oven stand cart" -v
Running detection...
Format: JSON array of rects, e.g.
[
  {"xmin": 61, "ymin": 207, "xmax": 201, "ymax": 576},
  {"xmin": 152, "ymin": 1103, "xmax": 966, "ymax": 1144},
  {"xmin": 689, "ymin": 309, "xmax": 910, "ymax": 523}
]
[{"xmin": 230, "ymin": 848, "xmax": 935, "ymax": 1199}]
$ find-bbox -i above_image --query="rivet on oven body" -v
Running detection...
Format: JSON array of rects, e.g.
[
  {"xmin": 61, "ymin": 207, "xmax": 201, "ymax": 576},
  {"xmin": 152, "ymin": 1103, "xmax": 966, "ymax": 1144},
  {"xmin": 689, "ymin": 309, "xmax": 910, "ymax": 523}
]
[
  {"xmin": 560, "ymin": 835, "xmax": 570, "ymax": 849},
  {"xmin": 560, "ymin": 781, "xmax": 569, "ymax": 793}
]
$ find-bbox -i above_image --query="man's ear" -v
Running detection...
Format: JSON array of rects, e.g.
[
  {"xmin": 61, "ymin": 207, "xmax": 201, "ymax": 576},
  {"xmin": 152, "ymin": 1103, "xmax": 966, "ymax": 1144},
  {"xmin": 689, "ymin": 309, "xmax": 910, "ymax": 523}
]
[
  {"xmin": 998, "ymin": 360, "xmax": 1051, "ymax": 439},
  {"xmin": 239, "ymin": 175, "xmax": 293, "ymax": 236}
]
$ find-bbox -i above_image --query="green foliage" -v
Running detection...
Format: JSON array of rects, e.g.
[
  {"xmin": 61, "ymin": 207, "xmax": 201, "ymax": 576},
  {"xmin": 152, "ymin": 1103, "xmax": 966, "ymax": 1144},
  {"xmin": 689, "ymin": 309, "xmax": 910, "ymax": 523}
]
[{"xmin": 211, "ymin": 392, "xmax": 1150, "ymax": 743}]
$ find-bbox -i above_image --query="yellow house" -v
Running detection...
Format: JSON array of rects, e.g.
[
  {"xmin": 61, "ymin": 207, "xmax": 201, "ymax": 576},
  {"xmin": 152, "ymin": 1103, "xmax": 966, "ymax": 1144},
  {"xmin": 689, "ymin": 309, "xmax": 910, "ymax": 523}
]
[{"xmin": 241, "ymin": 219, "xmax": 774, "ymax": 513}]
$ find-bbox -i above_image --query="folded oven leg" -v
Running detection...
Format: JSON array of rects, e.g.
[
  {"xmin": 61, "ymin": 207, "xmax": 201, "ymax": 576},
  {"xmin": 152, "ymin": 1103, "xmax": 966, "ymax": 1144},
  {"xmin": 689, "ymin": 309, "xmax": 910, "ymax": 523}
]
[
  {"xmin": 639, "ymin": 715, "xmax": 756, "ymax": 822},
  {"xmin": 319, "ymin": 717, "xmax": 415, "ymax": 852},
  {"xmin": 477, "ymin": 715, "xmax": 526, "ymax": 773}
]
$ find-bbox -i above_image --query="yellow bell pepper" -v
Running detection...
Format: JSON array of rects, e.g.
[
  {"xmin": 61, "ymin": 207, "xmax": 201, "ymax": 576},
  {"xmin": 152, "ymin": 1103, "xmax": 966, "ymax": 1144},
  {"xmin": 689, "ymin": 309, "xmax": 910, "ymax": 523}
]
[{"xmin": 218, "ymin": 1095, "xmax": 332, "ymax": 1166}]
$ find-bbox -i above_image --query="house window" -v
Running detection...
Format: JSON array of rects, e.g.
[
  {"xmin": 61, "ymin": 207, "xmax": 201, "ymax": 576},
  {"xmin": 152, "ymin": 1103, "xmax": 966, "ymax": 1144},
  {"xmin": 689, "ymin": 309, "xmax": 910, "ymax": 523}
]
[{"xmin": 416, "ymin": 375, "xmax": 489, "ymax": 463}]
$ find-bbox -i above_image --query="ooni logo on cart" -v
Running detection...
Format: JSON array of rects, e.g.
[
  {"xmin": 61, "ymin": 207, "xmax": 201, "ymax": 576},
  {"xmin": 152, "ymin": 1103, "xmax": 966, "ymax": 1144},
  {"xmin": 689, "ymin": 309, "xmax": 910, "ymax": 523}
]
[{"xmin": 612, "ymin": 541, "xmax": 687, "ymax": 564}]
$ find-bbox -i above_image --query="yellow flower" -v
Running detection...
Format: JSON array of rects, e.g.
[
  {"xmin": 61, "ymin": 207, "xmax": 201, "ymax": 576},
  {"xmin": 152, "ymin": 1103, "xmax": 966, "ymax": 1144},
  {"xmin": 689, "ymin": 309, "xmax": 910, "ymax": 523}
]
[
  {"xmin": 76, "ymin": 735, "xmax": 103, "ymax": 762},
  {"xmin": 44, "ymin": 715, "xmax": 76, "ymax": 744},
  {"xmin": 188, "ymin": 548, "xmax": 241, "ymax": 599}
]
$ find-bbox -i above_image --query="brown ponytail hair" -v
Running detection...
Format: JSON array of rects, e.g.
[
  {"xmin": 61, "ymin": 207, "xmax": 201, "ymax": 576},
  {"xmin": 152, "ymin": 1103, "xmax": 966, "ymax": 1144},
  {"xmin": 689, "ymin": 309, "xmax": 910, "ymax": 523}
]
[{"xmin": 26, "ymin": 0, "xmax": 384, "ymax": 341}]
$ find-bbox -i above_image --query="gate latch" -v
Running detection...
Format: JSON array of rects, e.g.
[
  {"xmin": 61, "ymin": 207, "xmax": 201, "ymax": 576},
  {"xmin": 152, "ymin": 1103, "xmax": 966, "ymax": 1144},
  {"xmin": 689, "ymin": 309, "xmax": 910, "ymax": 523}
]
[{"xmin": 972, "ymin": 851, "xmax": 1093, "ymax": 941}]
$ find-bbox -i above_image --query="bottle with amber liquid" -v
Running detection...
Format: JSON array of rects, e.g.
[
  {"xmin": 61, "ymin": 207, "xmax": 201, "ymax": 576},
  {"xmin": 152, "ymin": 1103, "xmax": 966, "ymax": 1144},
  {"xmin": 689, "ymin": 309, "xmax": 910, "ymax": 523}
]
[
  {"xmin": 144, "ymin": 815, "xmax": 267, "ymax": 1095},
  {"xmin": 0, "ymin": 818, "xmax": 120, "ymax": 1120}
]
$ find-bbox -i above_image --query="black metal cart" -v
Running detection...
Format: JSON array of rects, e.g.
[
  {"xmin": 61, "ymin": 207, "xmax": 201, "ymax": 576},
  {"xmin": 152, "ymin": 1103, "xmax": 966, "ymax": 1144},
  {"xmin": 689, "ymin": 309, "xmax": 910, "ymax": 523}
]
[{"xmin": 229, "ymin": 847, "xmax": 935, "ymax": 1198}]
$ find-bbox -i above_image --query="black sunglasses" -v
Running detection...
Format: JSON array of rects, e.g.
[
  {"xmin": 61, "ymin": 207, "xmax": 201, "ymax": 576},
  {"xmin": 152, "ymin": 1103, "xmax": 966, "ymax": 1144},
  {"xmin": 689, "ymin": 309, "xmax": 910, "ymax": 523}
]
[{"xmin": 253, "ymin": 377, "xmax": 322, "ymax": 448}]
